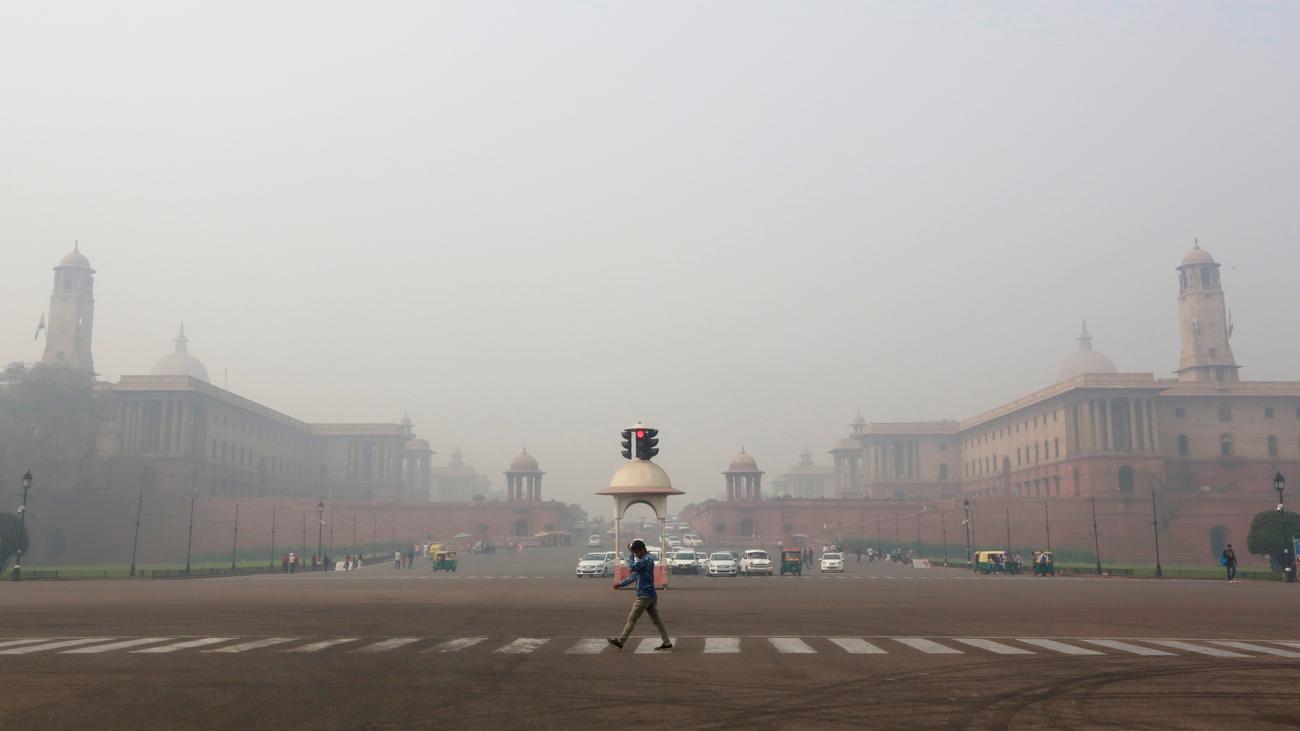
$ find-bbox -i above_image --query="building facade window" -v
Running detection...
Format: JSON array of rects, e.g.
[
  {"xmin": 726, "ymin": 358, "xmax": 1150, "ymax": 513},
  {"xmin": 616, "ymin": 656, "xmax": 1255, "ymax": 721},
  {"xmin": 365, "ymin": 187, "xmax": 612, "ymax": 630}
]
[
  {"xmin": 939, "ymin": 464, "xmax": 948, "ymax": 480},
  {"xmin": 1118, "ymin": 466, "xmax": 1135, "ymax": 492},
  {"xmin": 1176, "ymin": 408, "xmax": 1185, "ymax": 419},
  {"xmin": 1178, "ymin": 435, "xmax": 1190, "ymax": 455},
  {"xmin": 1266, "ymin": 408, "xmax": 1275, "ymax": 418},
  {"xmin": 1220, "ymin": 433, "xmax": 1233, "ymax": 457},
  {"xmin": 1268, "ymin": 435, "xmax": 1279, "ymax": 459}
]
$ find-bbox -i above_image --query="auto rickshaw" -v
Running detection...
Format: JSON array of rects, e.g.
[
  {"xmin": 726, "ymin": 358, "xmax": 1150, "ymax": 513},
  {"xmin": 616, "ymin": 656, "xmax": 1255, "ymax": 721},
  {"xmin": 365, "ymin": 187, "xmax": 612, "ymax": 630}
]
[
  {"xmin": 975, "ymin": 550, "xmax": 1008, "ymax": 575},
  {"xmin": 1032, "ymin": 550, "xmax": 1055, "ymax": 576},
  {"xmin": 780, "ymin": 548, "xmax": 803, "ymax": 576},
  {"xmin": 426, "ymin": 543, "xmax": 444, "ymax": 558},
  {"xmin": 432, "ymin": 550, "xmax": 458, "ymax": 572}
]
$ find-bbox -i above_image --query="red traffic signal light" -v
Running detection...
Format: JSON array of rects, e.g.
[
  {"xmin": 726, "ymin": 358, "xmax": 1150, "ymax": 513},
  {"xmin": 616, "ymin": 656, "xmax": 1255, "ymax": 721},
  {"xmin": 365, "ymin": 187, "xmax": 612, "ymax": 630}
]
[{"xmin": 636, "ymin": 430, "xmax": 645, "ymax": 438}]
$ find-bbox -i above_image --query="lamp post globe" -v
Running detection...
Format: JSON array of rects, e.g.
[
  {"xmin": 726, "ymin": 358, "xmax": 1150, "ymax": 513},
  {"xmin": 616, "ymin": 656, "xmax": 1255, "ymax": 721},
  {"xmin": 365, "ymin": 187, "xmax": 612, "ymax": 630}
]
[
  {"xmin": 12, "ymin": 470, "xmax": 33, "ymax": 581},
  {"xmin": 962, "ymin": 498, "xmax": 972, "ymax": 570}
]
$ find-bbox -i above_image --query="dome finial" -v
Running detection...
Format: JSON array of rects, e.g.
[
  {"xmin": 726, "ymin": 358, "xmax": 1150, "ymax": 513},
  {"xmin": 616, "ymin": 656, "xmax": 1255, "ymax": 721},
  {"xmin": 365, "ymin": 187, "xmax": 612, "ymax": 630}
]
[
  {"xmin": 174, "ymin": 323, "xmax": 189, "ymax": 353},
  {"xmin": 1194, "ymin": 237, "xmax": 1200, "ymax": 249},
  {"xmin": 1078, "ymin": 320, "xmax": 1093, "ymax": 351},
  {"xmin": 74, "ymin": 239, "xmax": 80, "ymax": 253}
]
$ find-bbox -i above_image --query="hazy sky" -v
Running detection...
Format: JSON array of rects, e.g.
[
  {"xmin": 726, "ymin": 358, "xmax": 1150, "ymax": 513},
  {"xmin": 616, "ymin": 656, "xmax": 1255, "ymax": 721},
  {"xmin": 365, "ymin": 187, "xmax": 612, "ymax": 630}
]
[{"xmin": 3, "ymin": 3, "xmax": 1298, "ymax": 514}]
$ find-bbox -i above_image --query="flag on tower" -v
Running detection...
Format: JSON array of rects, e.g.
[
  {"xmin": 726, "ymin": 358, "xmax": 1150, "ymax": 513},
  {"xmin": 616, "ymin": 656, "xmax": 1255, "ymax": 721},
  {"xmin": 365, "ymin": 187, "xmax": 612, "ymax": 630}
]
[{"xmin": 34, "ymin": 313, "xmax": 45, "ymax": 340}]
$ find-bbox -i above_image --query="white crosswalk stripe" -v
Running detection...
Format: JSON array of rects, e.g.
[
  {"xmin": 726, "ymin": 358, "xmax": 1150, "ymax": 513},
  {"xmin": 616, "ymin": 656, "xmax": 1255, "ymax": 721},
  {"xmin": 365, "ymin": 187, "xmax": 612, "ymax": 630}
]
[
  {"xmin": 1211, "ymin": 641, "xmax": 1300, "ymax": 658},
  {"xmin": 1144, "ymin": 640, "xmax": 1249, "ymax": 658},
  {"xmin": 427, "ymin": 637, "xmax": 488, "ymax": 653},
  {"xmin": 769, "ymin": 638, "xmax": 816, "ymax": 654},
  {"xmin": 284, "ymin": 638, "xmax": 358, "ymax": 653},
  {"xmin": 64, "ymin": 638, "xmax": 173, "ymax": 654},
  {"xmin": 828, "ymin": 638, "xmax": 886, "ymax": 654},
  {"xmin": 0, "ymin": 638, "xmax": 55, "ymax": 650},
  {"xmin": 954, "ymin": 639, "xmax": 1034, "ymax": 655},
  {"xmin": 704, "ymin": 637, "xmax": 741, "ymax": 654},
  {"xmin": 353, "ymin": 638, "xmax": 422, "ymax": 653},
  {"xmin": 495, "ymin": 638, "xmax": 548, "ymax": 654},
  {"xmin": 0, "ymin": 638, "xmax": 116, "ymax": 655},
  {"xmin": 1081, "ymin": 639, "xmax": 1174, "ymax": 656},
  {"xmin": 635, "ymin": 637, "xmax": 676, "ymax": 653},
  {"xmin": 1018, "ymin": 639, "xmax": 1103, "ymax": 656},
  {"xmin": 205, "ymin": 638, "xmax": 298, "ymax": 653},
  {"xmin": 135, "ymin": 638, "xmax": 236, "ymax": 654},
  {"xmin": 566, "ymin": 639, "xmax": 608, "ymax": 654},
  {"xmin": 894, "ymin": 638, "xmax": 963, "ymax": 654}
]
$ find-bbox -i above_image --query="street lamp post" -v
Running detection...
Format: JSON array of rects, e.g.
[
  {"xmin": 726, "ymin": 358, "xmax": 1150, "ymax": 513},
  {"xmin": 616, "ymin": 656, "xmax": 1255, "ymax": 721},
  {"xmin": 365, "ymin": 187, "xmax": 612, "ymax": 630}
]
[
  {"xmin": 184, "ymin": 495, "xmax": 195, "ymax": 577},
  {"xmin": 1044, "ymin": 501, "xmax": 1052, "ymax": 554},
  {"xmin": 941, "ymin": 511, "xmax": 949, "ymax": 567},
  {"xmin": 316, "ymin": 500, "xmax": 325, "ymax": 572},
  {"xmin": 1090, "ymin": 497, "xmax": 1103, "ymax": 575},
  {"xmin": 1151, "ymin": 489, "xmax": 1163, "ymax": 578},
  {"xmin": 1004, "ymin": 507, "xmax": 1012, "ymax": 558},
  {"xmin": 962, "ymin": 498, "xmax": 972, "ymax": 570},
  {"xmin": 270, "ymin": 506, "xmax": 277, "ymax": 571},
  {"xmin": 1275, "ymin": 472, "xmax": 1294, "ymax": 583},
  {"xmin": 129, "ymin": 488, "xmax": 143, "ymax": 578},
  {"xmin": 11, "ymin": 470, "xmax": 33, "ymax": 581},
  {"xmin": 231, "ymin": 503, "xmax": 240, "ymax": 571}
]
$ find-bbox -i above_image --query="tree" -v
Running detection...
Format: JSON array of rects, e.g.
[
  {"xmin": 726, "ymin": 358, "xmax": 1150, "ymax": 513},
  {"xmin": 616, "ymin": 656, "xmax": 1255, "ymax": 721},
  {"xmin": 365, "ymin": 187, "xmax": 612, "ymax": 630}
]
[
  {"xmin": 476, "ymin": 523, "xmax": 490, "ymax": 537},
  {"xmin": 0, "ymin": 513, "xmax": 29, "ymax": 573},
  {"xmin": 1246, "ymin": 509, "xmax": 1300, "ymax": 570},
  {"xmin": 0, "ymin": 362, "xmax": 106, "ymax": 486}
]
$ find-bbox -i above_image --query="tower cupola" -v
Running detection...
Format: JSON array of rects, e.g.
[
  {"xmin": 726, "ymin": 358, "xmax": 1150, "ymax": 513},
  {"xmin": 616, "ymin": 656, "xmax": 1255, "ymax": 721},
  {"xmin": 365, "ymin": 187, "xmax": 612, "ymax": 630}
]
[{"xmin": 1176, "ymin": 240, "xmax": 1239, "ymax": 383}]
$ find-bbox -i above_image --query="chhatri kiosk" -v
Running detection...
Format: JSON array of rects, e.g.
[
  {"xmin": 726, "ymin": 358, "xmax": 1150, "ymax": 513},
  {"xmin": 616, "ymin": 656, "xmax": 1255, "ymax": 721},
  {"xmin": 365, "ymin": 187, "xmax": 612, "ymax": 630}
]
[{"xmin": 597, "ymin": 458, "xmax": 683, "ymax": 588}]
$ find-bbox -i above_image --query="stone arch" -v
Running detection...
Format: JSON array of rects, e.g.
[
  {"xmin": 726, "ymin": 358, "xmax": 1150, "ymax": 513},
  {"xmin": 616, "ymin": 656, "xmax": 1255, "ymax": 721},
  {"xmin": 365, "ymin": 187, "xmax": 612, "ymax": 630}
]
[
  {"xmin": 513, "ymin": 518, "xmax": 530, "ymax": 537},
  {"xmin": 1209, "ymin": 525, "xmax": 1230, "ymax": 560},
  {"xmin": 1118, "ymin": 465, "xmax": 1135, "ymax": 492},
  {"xmin": 1177, "ymin": 434, "xmax": 1189, "ymax": 456},
  {"xmin": 738, "ymin": 517, "xmax": 754, "ymax": 537}
]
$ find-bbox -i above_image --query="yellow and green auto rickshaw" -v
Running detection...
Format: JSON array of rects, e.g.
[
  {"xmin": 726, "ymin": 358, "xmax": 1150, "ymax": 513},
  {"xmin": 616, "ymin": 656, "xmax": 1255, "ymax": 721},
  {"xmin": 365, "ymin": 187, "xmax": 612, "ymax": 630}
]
[
  {"xmin": 1032, "ymin": 550, "xmax": 1055, "ymax": 576},
  {"xmin": 974, "ymin": 550, "xmax": 1008, "ymax": 575},
  {"xmin": 432, "ymin": 550, "xmax": 458, "ymax": 573},
  {"xmin": 780, "ymin": 549, "xmax": 803, "ymax": 576}
]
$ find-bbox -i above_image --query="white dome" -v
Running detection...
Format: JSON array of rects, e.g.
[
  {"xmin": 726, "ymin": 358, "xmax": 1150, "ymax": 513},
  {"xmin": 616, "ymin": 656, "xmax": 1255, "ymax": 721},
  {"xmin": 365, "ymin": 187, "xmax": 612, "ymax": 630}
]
[
  {"xmin": 1056, "ymin": 321, "xmax": 1117, "ymax": 382},
  {"xmin": 151, "ymin": 325, "xmax": 210, "ymax": 382}
]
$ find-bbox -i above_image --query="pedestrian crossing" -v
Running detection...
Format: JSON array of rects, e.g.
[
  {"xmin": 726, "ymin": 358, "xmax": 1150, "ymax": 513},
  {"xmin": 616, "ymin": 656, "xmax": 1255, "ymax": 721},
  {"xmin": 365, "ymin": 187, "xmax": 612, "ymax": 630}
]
[
  {"xmin": 2, "ymin": 635, "xmax": 1299, "ymax": 660},
  {"xmin": 313, "ymin": 574, "xmax": 1012, "ymax": 581}
]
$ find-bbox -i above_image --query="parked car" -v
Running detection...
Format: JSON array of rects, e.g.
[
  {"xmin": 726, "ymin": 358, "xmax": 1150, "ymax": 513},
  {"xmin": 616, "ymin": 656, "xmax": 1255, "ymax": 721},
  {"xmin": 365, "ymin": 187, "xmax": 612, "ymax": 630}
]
[
  {"xmin": 739, "ymin": 549, "xmax": 774, "ymax": 576},
  {"xmin": 707, "ymin": 552, "xmax": 739, "ymax": 577},
  {"xmin": 682, "ymin": 534, "xmax": 703, "ymax": 548},
  {"xmin": 695, "ymin": 551, "xmax": 711, "ymax": 571},
  {"xmin": 587, "ymin": 534, "xmax": 602, "ymax": 547},
  {"xmin": 666, "ymin": 535, "xmax": 682, "ymax": 550},
  {"xmin": 576, "ymin": 551, "xmax": 616, "ymax": 578},
  {"xmin": 669, "ymin": 550, "xmax": 700, "ymax": 574},
  {"xmin": 820, "ymin": 552, "xmax": 845, "ymax": 573}
]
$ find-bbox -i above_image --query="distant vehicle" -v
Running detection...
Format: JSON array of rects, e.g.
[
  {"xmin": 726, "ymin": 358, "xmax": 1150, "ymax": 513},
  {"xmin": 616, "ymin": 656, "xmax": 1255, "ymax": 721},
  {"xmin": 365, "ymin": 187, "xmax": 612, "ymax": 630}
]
[
  {"xmin": 666, "ymin": 535, "xmax": 682, "ymax": 549},
  {"xmin": 707, "ymin": 552, "xmax": 739, "ymax": 577},
  {"xmin": 739, "ymin": 550, "xmax": 773, "ymax": 576},
  {"xmin": 682, "ymin": 534, "xmax": 703, "ymax": 548},
  {"xmin": 695, "ymin": 552, "xmax": 710, "ymax": 571},
  {"xmin": 669, "ymin": 550, "xmax": 699, "ymax": 574},
  {"xmin": 820, "ymin": 552, "xmax": 845, "ymax": 573},
  {"xmin": 576, "ymin": 552, "xmax": 615, "ymax": 578},
  {"xmin": 587, "ymin": 534, "xmax": 602, "ymax": 547}
]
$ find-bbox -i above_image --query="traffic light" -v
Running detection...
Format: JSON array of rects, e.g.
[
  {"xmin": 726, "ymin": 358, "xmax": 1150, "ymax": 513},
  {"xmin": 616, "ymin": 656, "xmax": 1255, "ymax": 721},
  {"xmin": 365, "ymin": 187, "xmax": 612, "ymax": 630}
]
[
  {"xmin": 636, "ymin": 428, "xmax": 659, "ymax": 460},
  {"xmin": 621, "ymin": 429, "xmax": 634, "ymax": 460}
]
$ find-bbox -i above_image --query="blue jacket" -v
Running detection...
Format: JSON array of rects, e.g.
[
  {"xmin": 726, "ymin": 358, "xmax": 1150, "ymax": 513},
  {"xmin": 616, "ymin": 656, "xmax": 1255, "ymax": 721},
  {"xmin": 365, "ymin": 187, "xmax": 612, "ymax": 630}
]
[{"xmin": 617, "ymin": 554, "xmax": 657, "ymax": 599}]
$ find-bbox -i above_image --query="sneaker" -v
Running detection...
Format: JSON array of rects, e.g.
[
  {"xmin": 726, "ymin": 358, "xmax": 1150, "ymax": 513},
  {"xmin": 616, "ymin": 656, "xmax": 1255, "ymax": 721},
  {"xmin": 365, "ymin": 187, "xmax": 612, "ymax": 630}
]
[
  {"xmin": 607, "ymin": 637, "xmax": 624, "ymax": 649},
  {"xmin": 654, "ymin": 642, "xmax": 673, "ymax": 651}
]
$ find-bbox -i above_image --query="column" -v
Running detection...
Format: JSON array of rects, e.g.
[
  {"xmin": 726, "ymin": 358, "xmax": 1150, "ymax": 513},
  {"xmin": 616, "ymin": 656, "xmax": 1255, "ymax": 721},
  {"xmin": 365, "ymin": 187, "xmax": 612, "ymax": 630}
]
[
  {"xmin": 506, "ymin": 475, "xmax": 514, "ymax": 502},
  {"xmin": 1147, "ymin": 399, "xmax": 1159, "ymax": 452},
  {"xmin": 1105, "ymin": 401, "xmax": 1116, "ymax": 452},
  {"xmin": 1130, "ymin": 397, "xmax": 1142, "ymax": 451}
]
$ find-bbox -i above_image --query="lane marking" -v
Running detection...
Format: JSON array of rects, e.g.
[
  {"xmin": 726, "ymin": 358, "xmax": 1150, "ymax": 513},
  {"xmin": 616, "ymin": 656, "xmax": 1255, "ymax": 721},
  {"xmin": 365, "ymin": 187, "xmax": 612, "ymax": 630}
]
[
  {"xmin": 495, "ymin": 638, "xmax": 549, "ymax": 654},
  {"xmin": 353, "ymin": 638, "xmax": 422, "ymax": 654},
  {"xmin": 134, "ymin": 637, "xmax": 236, "ymax": 654},
  {"xmin": 1080, "ymin": 639, "xmax": 1174, "ymax": 656},
  {"xmin": 0, "ymin": 638, "xmax": 54, "ymax": 650},
  {"xmin": 1017, "ymin": 639, "xmax": 1103, "ymax": 656},
  {"xmin": 828, "ymin": 638, "xmax": 886, "ymax": 654},
  {"xmin": 1211, "ymin": 641, "xmax": 1300, "ymax": 658},
  {"xmin": 769, "ymin": 638, "xmax": 817, "ymax": 654},
  {"xmin": 283, "ymin": 638, "xmax": 359, "ymax": 653},
  {"xmin": 893, "ymin": 638, "xmax": 963, "ymax": 654},
  {"xmin": 635, "ymin": 637, "xmax": 676, "ymax": 654},
  {"xmin": 426, "ymin": 637, "xmax": 487, "ymax": 654},
  {"xmin": 566, "ymin": 639, "xmax": 607, "ymax": 655},
  {"xmin": 704, "ymin": 637, "xmax": 741, "ymax": 654},
  {"xmin": 0, "ymin": 638, "xmax": 116, "ymax": 655},
  {"xmin": 205, "ymin": 638, "xmax": 297, "ymax": 654},
  {"xmin": 64, "ymin": 638, "xmax": 173, "ymax": 654},
  {"xmin": 1144, "ymin": 640, "xmax": 1248, "ymax": 658},
  {"xmin": 954, "ymin": 639, "xmax": 1034, "ymax": 655}
]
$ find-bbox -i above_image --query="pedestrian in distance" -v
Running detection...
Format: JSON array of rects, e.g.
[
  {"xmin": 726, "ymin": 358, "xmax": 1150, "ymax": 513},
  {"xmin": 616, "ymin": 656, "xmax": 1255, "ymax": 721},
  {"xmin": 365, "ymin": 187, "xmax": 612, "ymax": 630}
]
[
  {"xmin": 281, "ymin": 554, "xmax": 289, "ymax": 574},
  {"xmin": 1222, "ymin": 544, "xmax": 1238, "ymax": 582},
  {"xmin": 394, "ymin": 550, "xmax": 402, "ymax": 569},
  {"xmin": 607, "ymin": 539, "xmax": 672, "ymax": 651}
]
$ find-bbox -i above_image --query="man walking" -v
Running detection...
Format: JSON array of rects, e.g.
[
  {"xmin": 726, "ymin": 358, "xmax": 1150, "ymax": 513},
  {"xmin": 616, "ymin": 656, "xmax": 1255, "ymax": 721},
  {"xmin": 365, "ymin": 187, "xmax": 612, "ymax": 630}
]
[
  {"xmin": 608, "ymin": 540, "xmax": 672, "ymax": 651},
  {"xmin": 1222, "ymin": 543, "xmax": 1238, "ymax": 582}
]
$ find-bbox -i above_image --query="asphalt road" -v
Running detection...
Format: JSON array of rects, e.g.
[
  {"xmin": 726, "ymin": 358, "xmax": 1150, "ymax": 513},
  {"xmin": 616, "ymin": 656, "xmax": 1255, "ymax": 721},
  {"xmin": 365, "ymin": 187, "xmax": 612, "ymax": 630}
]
[{"xmin": 2, "ymin": 549, "xmax": 1298, "ymax": 730}]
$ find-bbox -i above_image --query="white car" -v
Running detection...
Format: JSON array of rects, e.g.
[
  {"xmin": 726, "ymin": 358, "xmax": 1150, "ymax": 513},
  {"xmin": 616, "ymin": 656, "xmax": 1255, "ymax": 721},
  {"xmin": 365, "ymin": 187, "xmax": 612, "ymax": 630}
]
[
  {"xmin": 669, "ymin": 550, "xmax": 700, "ymax": 574},
  {"xmin": 576, "ymin": 552, "xmax": 615, "ymax": 578},
  {"xmin": 740, "ymin": 549, "xmax": 774, "ymax": 576},
  {"xmin": 666, "ymin": 536, "xmax": 682, "ymax": 550},
  {"xmin": 820, "ymin": 552, "xmax": 845, "ymax": 573},
  {"xmin": 707, "ymin": 552, "xmax": 739, "ymax": 577},
  {"xmin": 695, "ymin": 552, "xmax": 711, "ymax": 571},
  {"xmin": 587, "ymin": 534, "xmax": 602, "ymax": 547},
  {"xmin": 682, "ymin": 534, "xmax": 703, "ymax": 548}
]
